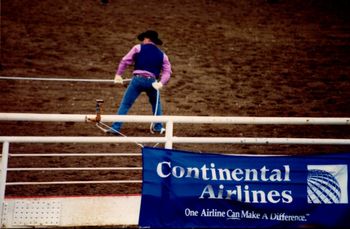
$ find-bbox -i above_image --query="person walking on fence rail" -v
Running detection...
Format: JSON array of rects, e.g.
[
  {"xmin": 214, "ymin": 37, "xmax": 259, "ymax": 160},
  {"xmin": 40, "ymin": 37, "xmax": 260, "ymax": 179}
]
[{"xmin": 108, "ymin": 30, "xmax": 172, "ymax": 135}]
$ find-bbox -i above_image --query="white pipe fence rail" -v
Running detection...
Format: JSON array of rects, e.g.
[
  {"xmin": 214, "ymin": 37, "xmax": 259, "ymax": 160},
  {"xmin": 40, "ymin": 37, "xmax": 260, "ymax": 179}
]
[
  {"xmin": 0, "ymin": 76, "xmax": 131, "ymax": 83},
  {"xmin": 1, "ymin": 136, "xmax": 350, "ymax": 145},
  {"xmin": 2, "ymin": 150, "xmax": 143, "ymax": 185},
  {"xmin": 1, "ymin": 113, "xmax": 350, "ymax": 227},
  {"xmin": 1, "ymin": 113, "xmax": 349, "ymax": 148},
  {"xmin": 1, "ymin": 112, "xmax": 350, "ymax": 124}
]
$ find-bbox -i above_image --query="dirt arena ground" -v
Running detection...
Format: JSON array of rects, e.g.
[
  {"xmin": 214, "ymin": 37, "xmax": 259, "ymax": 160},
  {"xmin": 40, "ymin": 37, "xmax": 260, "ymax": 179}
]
[{"xmin": 1, "ymin": 0, "xmax": 350, "ymax": 196}]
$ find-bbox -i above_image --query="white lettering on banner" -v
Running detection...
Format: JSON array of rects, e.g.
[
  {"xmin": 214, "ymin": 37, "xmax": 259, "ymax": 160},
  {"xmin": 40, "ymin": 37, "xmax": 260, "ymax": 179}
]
[
  {"xmin": 157, "ymin": 161, "xmax": 171, "ymax": 178},
  {"xmin": 184, "ymin": 208, "xmax": 309, "ymax": 222},
  {"xmin": 156, "ymin": 160, "xmax": 348, "ymax": 204},
  {"xmin": 241, "ymin": 210, "xmax": 261, "ymax": 219},
  {"xmin": 227, "ymin": 209, "xmax": 240, "ymax": 219},
  {"xmin": 199, "ymin": 184, "xmax": 293, "ymax": 203},
  {"xmin": 184, "ymin": 208, "xmax": 198, "ymax": 217},
  {"xmin": 200, "ymin": 209, "xmax": 226, "ymax": 217},
  {"xmin": 156, "ymin": 161, "xmax": 293, "ymax": 204},
  {"xmin": 269, "ymin": 213, "xmax": 308, "ymax": 222},
  {"xmin": 156, "ymin": 162, "xmax": 290, "ymax": 182}
]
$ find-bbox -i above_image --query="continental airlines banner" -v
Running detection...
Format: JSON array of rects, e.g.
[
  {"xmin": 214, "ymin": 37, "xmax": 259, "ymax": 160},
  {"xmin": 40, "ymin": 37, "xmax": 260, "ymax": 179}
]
[{"xmin": 139, "ymin": 147, "xmax": 350, "ymax": 228}]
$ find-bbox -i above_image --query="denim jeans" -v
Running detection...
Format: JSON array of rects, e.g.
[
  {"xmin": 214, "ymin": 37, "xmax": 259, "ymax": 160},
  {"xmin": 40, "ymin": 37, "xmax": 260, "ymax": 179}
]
[{"xmin": 111, "ymin": 75, "xmax": 163, "ymax": 131}]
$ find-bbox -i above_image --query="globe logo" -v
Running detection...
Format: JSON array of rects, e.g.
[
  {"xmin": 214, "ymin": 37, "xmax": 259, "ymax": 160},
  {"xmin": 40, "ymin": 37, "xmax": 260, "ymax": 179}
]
[{"xmin": 307, "ymin": 169, "xmax": 341, "ymax": 204}]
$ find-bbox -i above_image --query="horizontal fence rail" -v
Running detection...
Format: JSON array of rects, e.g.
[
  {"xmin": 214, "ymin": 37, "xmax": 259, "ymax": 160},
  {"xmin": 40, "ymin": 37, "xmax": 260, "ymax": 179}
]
[
  {"xmin": 2, "ymin": 144, "xmax": 143, "ymax": 186},
  {"xmin": 1, "ymin": 136, "xmax": 350, "ymax": 145},
  {"xmin": 7, "ymin": 167, "xmax": 142, "ymax": 171},
  {"xmin": 0, "ymin": 76, "xmax": 131, "ymax": 83},
  {"xmin": 1, "ymin": 113, "xmax": 350, "ymax": 227},
  {"xmin": 6, "ymin": 180, "xmax": 143, "ymax": 186},
  {"xmin": 1, "ymin": 113, "xmax": 349, "ymax": 124},
  {"xmin": 9, "ymin": 153, "xmax": 141, "ymax": 157}
]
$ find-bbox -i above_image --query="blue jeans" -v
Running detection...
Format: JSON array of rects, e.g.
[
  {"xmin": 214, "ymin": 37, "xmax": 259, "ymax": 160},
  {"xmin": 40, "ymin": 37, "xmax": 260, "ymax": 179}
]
[{"xmin": 111, "ymin": 75, "xmax": 163, "ymax": 131}]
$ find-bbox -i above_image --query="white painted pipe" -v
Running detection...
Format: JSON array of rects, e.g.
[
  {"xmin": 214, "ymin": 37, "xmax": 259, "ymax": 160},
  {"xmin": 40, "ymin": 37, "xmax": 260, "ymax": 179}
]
[
  {"xmin": 0, "ymin": 142, "xmax": 9, "ymax": 223},
  {"xmin": 7, "ymin": 167, "xmax": 142, "ymax": 171},
  {"xmin": 0, "ymin": 76, "xmax": 131, "ymax": 83},
  {"xmin": 6, "ymin": 180, "xmax": 142, "ymax": 186},
  {"xmin": 10, "ymin": 153, "xmax": 141, "ymax": 157},
  {"xmin": 0, "ymin": 136, "xmax": 165, "ymax": 143},
  {"xmin": 172, "ymin": 137, "xmax": 350, "ymax": 145},
  {"xmin": 0, "ymin": 136, "xmax": 349, "ymax": 145},
  {"xmin": 0, "ymin": 113, "xmax": 349, "ymax": 125},
  {"xmin": 165, "ymin": 121, "xmax": 174, "ymax": 149}
]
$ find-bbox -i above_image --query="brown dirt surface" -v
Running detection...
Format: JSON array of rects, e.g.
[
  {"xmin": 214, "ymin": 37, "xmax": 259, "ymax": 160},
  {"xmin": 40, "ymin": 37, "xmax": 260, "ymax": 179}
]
[{"xmin": 1, "ymin": 0, "xmax": 350, "ymax": 197}]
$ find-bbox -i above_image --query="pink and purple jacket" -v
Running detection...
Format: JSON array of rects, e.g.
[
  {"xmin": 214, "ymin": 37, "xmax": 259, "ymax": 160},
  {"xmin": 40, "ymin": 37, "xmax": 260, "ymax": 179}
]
[{"xmin": 116, "ymin": 43, "xmax": 172, "ymax": 85}]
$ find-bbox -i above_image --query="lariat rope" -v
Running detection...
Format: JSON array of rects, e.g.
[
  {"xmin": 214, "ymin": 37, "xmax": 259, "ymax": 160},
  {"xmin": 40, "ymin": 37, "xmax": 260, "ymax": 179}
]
[
  {"xmin": 87, "ymin": 99, "xmax": 144, "ymax": 148},
  {"xmin": 96, "ymin": 121, "xmax": 144, "ymax": 148},
  {"xmin": 149, "ymin": 89, "xmax": 160, "ymax": 134},
  {"xmin": 88, "ymin": 87, "xmax": 161, "ymax": 148}
]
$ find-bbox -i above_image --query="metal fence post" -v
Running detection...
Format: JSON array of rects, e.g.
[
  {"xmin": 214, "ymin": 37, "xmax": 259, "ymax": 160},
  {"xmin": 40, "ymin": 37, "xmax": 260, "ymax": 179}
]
[
  {"xmin": 165, "ymin": 121, "xmax": 174, "ymax": 149},
  {"xmin": 0, "ymin": 141, "xmax": 9, "ymax": 225}
]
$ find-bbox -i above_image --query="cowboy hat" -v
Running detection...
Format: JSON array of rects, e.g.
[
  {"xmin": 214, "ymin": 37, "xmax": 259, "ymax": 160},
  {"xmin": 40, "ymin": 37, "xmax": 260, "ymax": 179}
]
[{"xmin": 137, "ymin": 30, "xmax": 163, "ymax": 45}]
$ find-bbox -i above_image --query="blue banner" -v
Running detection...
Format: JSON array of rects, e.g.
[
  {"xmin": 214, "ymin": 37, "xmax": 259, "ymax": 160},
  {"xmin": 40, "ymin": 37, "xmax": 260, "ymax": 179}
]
[{"xmin": 139, "ymin": 147, "xmax": 350, "ymax": 228}]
